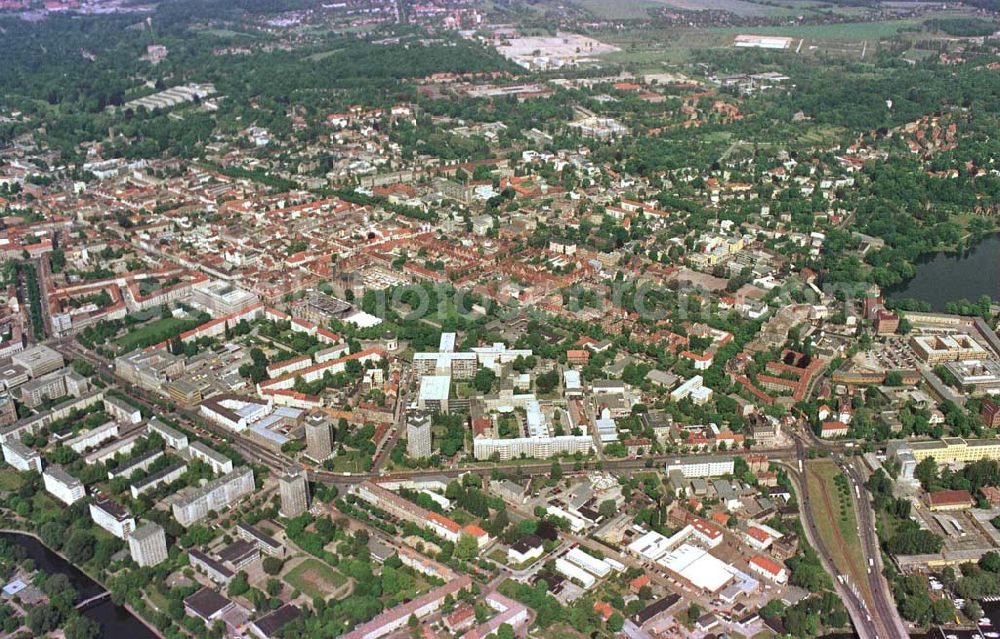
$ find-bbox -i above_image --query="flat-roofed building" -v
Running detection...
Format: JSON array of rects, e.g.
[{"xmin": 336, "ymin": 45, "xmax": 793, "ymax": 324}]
[
  {"xmin": 659, "ymin": 544, "xmax": 733, "ymax": 593},
  {"xmin": 473, "ymin": 434, "xmax": 592, "ymax": 461},
  {"xmin": 406, "ymin": 411, "xmax": 432, "ymax": 459},
  {"xmin": 249, "ymin": 604, "xmax": 301, "ymax": 639},
  {"xmin": 129, "ymin": 522, "xmax": 168, "ymax": 567},
  {"xmin": 83, "ymin": 431, "xmax": 143, "ymax": 466},
  {"xmin": 0, "ymin": 393, "xmax": 16, "ymax": 427},
  {"xmin": 89, "ymin": 495, "xmax": 135, "ymax": 539},
  {"xmin": 278, "ymin": 464, "xmax": 309, "ymax": 518},
  {"xmin": 199, "ymin": 394, "xmax": 269, "ymax": 433},
  {"xmin": 304, "ymin": 411, "xmax": 332, "ymax": 462},
  {"xmin": 43, "ymin": 465, "xmax": 85, "ymax": 505},
  {"xmin": 671, "ymin": 375, "xmax": 712, "ymax": 404},
  {"xmin": 65, "ymin": 421, "xmax": 119, "ymax": 453},
  {"xmin": 191, "ymin": 279, "xmax": 259, "ymax": 317},
  {"xmin": 12, "ymin": 344, "xmax": 64, "ymax": 378},
  {"xmin": 236, "ymin": 522, "xmax": 284, "ymax": 558},
  {"xmin": 131, "ymin": 461, "xmax": 187, "ymax": 498},
  {"xmin": 891, "ymin": 437, "xmax": 1000, "ymax": 466},
  {"xmin": 218, "ymin": 539, "xmax": 260, "ymax": 571},
  {"xmin": 943, "ymin": 359, "xmax": 1000, "ymax": 392},
  {"xmin": 490, "ymin": 479, "xmax": 527, "ymax": 504},
  {"xmin": 19, "ymin": 371, "xmax": 67, "ymax": 408},
  {"xmin": 187, "ymin": 441, "xmax": 233, "ymax": 475},
  {"xmin": 148, "ymin": 418, "xmax": 188, "ymax": 450},
  {"xmin": 1, "ymin": 439, "xmax": 41, "ymax": 472},
  {"xmin": 189, "ymin": 548, "xmax": 235, "ymax": 585},
  {"xmin": 104, "ymin": 396, "xmax": 143, "ymax": 425},
  {"xmin": 910, "ymin": 334, "xmax": 988, "ymax": 364},
  {"xmin": 115, "ymin": 349, "xmax": 186, "ymax": 391},
  {"xmin": 184, "ymin": 587, "xmax": 236, "ymax": 625},
  {"xmin": 168, "ymin": 466, "xmax": 255, "ymax": 526},
  {"xmin": 107, "ymin": 449, "xmax": 163, "ymax": 480},
  {"xmin": 417, "ymin": 375, "xmax": 451, "ymax": 412},
  {"xmin": 0, "ymin": 390, "xmax": 105, "ymax": 444},
  {"xmin": 665, "ymin": 455, "xmax": 734, "ymax": 478},
  {"xmin": 0, "ymin": 364, "xmax": 29, "ymax": 391}
]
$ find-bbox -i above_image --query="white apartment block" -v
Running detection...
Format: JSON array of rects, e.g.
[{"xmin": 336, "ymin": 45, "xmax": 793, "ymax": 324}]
[
  {"xmin": 665, "ymin": 455, "xmax": 735, "ymax": 478},
  {"xmin": 89, "ymin": 496, "xmax": 136, "ymax": 540},
  {"xmin": 148, "ymin": 418, "xmax": 188, "ymax": 450},
  {"xmin": 65, "ymin": 421, "xmax": 119, "ymax": 454},
  {"xmin": 187, "ymin": 441, "xmax": 234, "ymax": 475},
  {"xmin": 43, "ymin": 465, "xmax": 85, "ymax": 505},
  {"xmin": 1, "ymin": 439, "xmax": 41, "ymax": 472},
  {"xmin": 473, "ymin": 435, "xmax": 592, "ymax": 461},
  {"xmin": 168, "ymin": 467, "xmax": 255, "ymax": 526},
  {"xmin": 129, "ymin": 522, "xmax": 168, "ymax": 567}
]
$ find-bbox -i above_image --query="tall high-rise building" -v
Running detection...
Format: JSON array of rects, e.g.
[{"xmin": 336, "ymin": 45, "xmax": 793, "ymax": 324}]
[
  {"xmin": 406, "ymin": 412, "xmax": 432, "ymax": 459},
  {"xmin": 279, "ymin": 464, "xmax": 310, "ymax": 518},
  {"xmin": 129, "ymin": 522, "xmax": 168, "ymax": 567},
  {"xmin": 305, "ymin": 411, "xmax": 333, "ymax": 462}
]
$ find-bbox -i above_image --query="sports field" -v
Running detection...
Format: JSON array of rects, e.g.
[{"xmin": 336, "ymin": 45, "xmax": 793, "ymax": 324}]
[{"xmin": 284, "ymin": 558, "xmax": 347, "ymax": 599}]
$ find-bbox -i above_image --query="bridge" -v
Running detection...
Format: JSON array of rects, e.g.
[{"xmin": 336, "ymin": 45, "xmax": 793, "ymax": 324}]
[{"xmin": 76, "ymin": 591, "xmax": 111, "ymax": 611}]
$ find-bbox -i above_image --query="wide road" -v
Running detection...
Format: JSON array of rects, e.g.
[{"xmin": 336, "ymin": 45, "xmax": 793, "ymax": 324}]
[
  {"xmin": 785, "ymin": 459, "xmax": 883, "ymax": 639},
  {"xmin": 841, "ymin": 455, "xmax": 910, "ymax": 639},
  {"xmin": 791, "ymin": 430, "xmax": 908, "ymax": 639}
]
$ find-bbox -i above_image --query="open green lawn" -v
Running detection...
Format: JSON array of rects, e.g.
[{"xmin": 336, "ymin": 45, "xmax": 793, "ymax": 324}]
[
  {"xmin": 284, "ymin": 558, "xmax": 347, "ymax": 599},
  {"xmin": 32, "ymin": 491, "xmax": 63, "ymax": 519},
  {"xmin": 711, "ymin": 19, "xmax": 919, "ymax": 40},
  {"xmin": 305, "ymin": 48, "xmax": 344, "ymax": 62},
  {"xmin": 329, "ymin": 450, "xmax": 371, "ymax": 473},
  {"xmin": 573, "ymin": 0, "xmax": 661, "ymax": 20},
  {"xmin": 0, "ymin": 468, "xmax": 23, "ymax": 492},
  {"xmin": 804, "ymin": 460, "xmax": 871, "ymax": 603},
  {"xmin": 113, "ymin": 317, "xmax": 195, "ymax": 352},
  {"xmin": 192, "ymin": 27, "xmax": 256, "ymax": 39},
  {"xmin": 145, "ymin": 586, "xmax": 171, "ymax": 613}
]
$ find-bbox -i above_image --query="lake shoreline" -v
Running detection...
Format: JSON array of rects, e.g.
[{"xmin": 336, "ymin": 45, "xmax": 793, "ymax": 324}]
[{"xmin": 885, "ymin": 232, "xmax": 1000, "ymax": 311}]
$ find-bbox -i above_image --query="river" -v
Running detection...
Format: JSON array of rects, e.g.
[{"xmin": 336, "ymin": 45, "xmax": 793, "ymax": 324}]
[
  {"xmin": 887, "ymin": 234, "xmax": 1000, "ymax": 311},
  {"xmin": 0, "ymin": 531, "xmax": 158, "ymax": 639}
]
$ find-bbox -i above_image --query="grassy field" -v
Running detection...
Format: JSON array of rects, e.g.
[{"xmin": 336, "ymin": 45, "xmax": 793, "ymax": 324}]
[
  {"xmin": 711, "ymin": 20, "xmax": 920, "ymax": 40},
  {"xmin": 284, "ymin": 558, "xmax": 347, "ymax": 599},
  {"xmin": 598, "ymin": 30, "xmax": 728, "ymax": 66},
  {"xmin": 329, "ymin": 450, "xmax": 371, "ymax": 473},
  {"xmin": 651, "ymin": 0, "xmax": 790, "ymax": 17},
  {"xmin": 305, "ymin": 49, "xmax": 344, "ymax": 62},
  {"xmin": 804, "ymin": 460, "xmax": 871, "ymax": 603},
  {"xmin": 145, "ymin": 586, "xmax": 171, "ymax": 613},
  {"xmin": 574, "ymin": 0, "xmax": 662, "ymax": 20},
  {"xmin": 0, "ymin": 468, "xmax": 23, "ymax": 492},
  {"xmin": 113, "ymin": 317, "xmax": 194, "ymax": 352}
]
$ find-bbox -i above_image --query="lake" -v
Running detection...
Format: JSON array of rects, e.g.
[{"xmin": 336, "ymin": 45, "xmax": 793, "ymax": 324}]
[
  {"xmin": 887, "ymin": 234, "xmax": 1000, "ymax": 310},
  {"xmin": 0, "ymin": 531, "xmax": 158, "ymax": 639}
]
